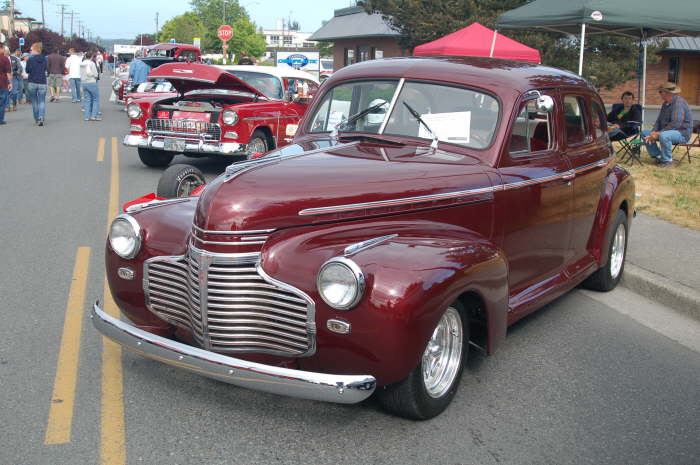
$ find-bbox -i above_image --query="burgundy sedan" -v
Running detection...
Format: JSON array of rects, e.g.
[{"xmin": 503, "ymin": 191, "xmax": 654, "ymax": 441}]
[{"xmin": 93, "ymin": 57, "xmax": 634, "ymax": 420}]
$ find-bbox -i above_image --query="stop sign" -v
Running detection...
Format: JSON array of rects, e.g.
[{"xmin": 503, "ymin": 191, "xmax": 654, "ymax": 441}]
[{"xmin": 217, "ymin": 25, "xmax": 234, "ymax": 41}]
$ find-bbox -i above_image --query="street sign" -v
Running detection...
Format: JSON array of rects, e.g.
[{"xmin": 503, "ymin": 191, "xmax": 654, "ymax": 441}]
[
  {"xmin": 193, "ymin": 37, "xmax": 201, "ymax": 48},
  {"xmin": 19, "ymin": 38, "xmax": 25, "ymax": 47},
  {"xmin": 217, "ymin": 25, "xmax": 234, "ymax": 41}
]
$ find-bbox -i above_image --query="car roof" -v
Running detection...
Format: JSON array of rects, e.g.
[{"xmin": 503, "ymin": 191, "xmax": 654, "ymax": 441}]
[
  {"xmin": 216, "ymin": 65, "xmax": 320, "ymax": 84},
  {"xmin": 330, "ymin": 56, "xmax": 592, "ymax": 95},
  {"xmin": 150, "ymin": 43, "xmax": 199, "ymax": 51}
]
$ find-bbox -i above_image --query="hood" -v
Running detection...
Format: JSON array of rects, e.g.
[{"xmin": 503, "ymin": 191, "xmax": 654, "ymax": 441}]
[
  {"xmin": 194, "ymin": 140, "xmax": 492, "ymax": 232},
  {"xmin": 148, "ymin": 62, "xmax": 266, "ymax": 97}
]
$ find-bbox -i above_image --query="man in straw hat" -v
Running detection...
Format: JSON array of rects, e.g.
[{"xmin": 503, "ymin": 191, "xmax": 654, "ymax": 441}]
[{"xmin": 642, "ymin": 82, "xmax": 693, "ymax": 168}]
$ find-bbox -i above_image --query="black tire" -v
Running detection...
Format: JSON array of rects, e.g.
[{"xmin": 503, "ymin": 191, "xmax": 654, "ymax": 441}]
[
  {"xmin": 377, "ymin": 301, "xmax": 468, "ymax": 420},
  {"xmin": 138, "ymin": 148, "xmax": 174, "ymax": 168},
  {"xmin": 247, "ymin": 129, "xmax": 269, "ymax": 158},
  {"xmin": 583, "ymin": 209, "xmax": 628, "ymax": 291},
  {"xmin": 156, "ymin": 164, "xmax": 206, "ymax": 199}
]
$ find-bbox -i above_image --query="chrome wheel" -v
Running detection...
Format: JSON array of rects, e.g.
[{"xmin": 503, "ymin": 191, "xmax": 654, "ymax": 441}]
[
  {"xmin": 175, "ymin": 174, "xmax": 204, "ymax": 197},
  {"xmin": 248, "ymin": 136, "xmax": 267, "ymax": 155},
  {"xmin": 610, "ymin": 222, "xmax": 626, "ymax": 279},
  {"xmin": 422, "ymin": 306, "xmax": 463, "ymax": 398}
]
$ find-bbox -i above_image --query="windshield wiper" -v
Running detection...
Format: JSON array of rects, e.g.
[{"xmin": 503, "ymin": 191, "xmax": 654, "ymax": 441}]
[
  {"xmin": 402, "ymin": 102, "xmax": 439, "ymax": 150},
  {"xmin": 330, "ymin": 100, "xmax": 388, "ymax": 139},
  {"xmin": 335, "ymin": 134, "xmax": 404, "ymax": 146}
]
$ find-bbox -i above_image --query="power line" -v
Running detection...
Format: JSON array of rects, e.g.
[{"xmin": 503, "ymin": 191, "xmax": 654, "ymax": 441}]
[{"xmin": 55, "ymin": 3, "xmax": 70, "ymax": 37}]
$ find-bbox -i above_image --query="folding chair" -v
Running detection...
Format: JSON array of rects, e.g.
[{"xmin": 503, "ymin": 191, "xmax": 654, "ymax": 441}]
[
  {"xmin": 673, "ymin": 120, "xmax": 700, "ymax": 164},
  {"xmin": 613, "ymin": 121, "xmax": 643, "ymax": 166}
]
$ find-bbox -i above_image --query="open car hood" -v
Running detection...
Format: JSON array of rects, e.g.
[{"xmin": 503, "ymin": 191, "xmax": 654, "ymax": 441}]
[{"xmin": 148, "ymin": 62, "xmax": 267, "ymax": 97}]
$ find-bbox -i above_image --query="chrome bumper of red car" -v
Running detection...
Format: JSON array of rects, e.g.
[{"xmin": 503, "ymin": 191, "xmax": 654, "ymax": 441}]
[
  {"xmin": 123, "ymin": 135, "xmax": 248, "ymax": 155},
  {"xmin": 91, "ymin": 303, "xmax": 377, "ymax": 404}
]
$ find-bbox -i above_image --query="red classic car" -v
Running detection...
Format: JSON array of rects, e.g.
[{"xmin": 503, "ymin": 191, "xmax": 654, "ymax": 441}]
[
  {"xmin": 111, "ymin": 43, "xmax": 202, "ymax": 104},
  {"xmin": 123, "ymin": 64, "xmax": 320, "ymax": 167},
  {"xmin": 93, "ymin": 57, "xmax": 635, "ymax": 420}
]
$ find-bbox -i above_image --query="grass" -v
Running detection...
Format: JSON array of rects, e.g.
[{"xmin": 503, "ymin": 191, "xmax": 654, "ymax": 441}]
[{"xmin": 614, "ymin": 143, "xmax": 700, "ymax": 230}]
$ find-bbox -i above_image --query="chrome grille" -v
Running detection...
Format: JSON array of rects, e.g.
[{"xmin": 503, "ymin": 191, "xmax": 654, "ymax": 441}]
[
  {"xmin": 144, "ymin": 246, "xmax": 315, "ymax": 356},
  {"xmin": 146, "ymin": 118, "xmax": 221, "ymax": 140},
  {"xmin": 191, "ymin": 224, "xmax": 274, "ymax": 247}
]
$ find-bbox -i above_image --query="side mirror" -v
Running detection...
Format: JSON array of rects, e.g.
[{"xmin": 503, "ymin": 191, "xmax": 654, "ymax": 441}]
[{"xmin": 536, "ymin": 95, "xmax": 554, "ymax": 113}]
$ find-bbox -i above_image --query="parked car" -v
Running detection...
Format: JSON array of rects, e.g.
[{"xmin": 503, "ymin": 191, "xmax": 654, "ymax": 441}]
[
  {"xmin": 320, "ymin": 58, "xmax": 334, "ymax": 81},
  {"xmin": 93, "ymin": 56, "xmax": 635, "ymax": 420},
  {"xmin": 123, "ymin": 63, "xmax": 320, "ymax": 167},
  {"xmin": 112, "ymin": 43, "xmax": 202, "ymax": 104}
]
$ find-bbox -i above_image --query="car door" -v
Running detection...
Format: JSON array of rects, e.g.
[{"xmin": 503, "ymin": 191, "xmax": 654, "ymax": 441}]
[
  {"xmin": 497, "ymin": 91, "xmax": 574, "ymax": 300},
  {"xmin": 562, "ymin": 93, "xmax": 610, "ymax": 269}
]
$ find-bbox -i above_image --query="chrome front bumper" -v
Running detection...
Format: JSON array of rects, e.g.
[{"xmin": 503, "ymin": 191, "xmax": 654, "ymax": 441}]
[
  {"xmin": 123, "ymin": 134, "xmax": 247, "ymax": 155},
  {"xmin": 91, "ymin": 303, "xmax": 376, "ymax": 404}
]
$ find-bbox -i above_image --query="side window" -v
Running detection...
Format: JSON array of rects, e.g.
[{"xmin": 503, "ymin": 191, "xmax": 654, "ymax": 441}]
[
  {"xmin": 508, "ymin": 99, "xmax": 552, "ymax": 155},
  {"xmin": 564, "ymin": 95, "xmax": 588, "ymax": 145},
  {"xmin": 591, "ymin": 100, "xmax": 607, "ymax": 139}
]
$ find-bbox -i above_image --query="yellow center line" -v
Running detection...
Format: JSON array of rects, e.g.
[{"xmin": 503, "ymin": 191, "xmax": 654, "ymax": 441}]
[
  {"xmin": 97, "ymin": 137, "xmax": 106, "ymax": 162},
  {"xmin": 45, "ymin": 246, "xmax": 91, "ymax": 445},
  {"xmin": 101, "ymin": 136, "xmax": 126, "ymax": 465}
]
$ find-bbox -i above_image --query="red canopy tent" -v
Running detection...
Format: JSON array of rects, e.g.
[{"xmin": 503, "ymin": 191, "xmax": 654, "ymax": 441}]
[{"xmin": 413, "ymin": 22, "xmax": 541, "ymax": 63}]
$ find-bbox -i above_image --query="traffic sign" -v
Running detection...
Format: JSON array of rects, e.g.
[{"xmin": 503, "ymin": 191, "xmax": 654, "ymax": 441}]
[
  {"xmin": 19, "ymin": 37, "xmax": 25, "ymax": 47},
  {"xmin": 217, "ymin": 25, "xmax": 233, "ymax": 41}
]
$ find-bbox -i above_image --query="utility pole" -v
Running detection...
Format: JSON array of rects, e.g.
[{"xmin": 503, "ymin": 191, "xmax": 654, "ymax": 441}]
[
  {"xmin": 56, "ymin": 4, "xmax": 69, "ymax": 37},
  {"xmin": 155, "ymin": 12, "xmax": 159, "ymax": 39},
  {"xmin": 8, "ymin": 0, "xmax": 15, "ymax": 37},
  {"xmin": 70, "ymin": 11, "xmax": 79, "ymax": 37},
  {"xmin": 40, "ymin": 0, "xmax": 45, "ymax": 28}
]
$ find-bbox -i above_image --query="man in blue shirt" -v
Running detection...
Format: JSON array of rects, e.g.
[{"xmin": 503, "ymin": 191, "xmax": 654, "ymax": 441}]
[
  {"xmin": 128, "ymin": 57, "xmax": 151, "ymax": 86},
  {"xmin": 642, "ymin": 82, "xmax": 694, "ymax": 168}
]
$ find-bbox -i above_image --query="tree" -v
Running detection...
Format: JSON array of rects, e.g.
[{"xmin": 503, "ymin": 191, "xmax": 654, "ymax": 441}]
[
  {"xmin": 228, "ymin": 17, "xmax": 267, "ymax": 60},
  {"xmin": 133, "ymin": 34, "xmax": 157, "ymax": 46},
  {"xmin": 318, "ymin": 41, "xmax": 333, "ymax": 58},
  {"xmin": 158, "ymin": 12, "xmax": 206, "ymax": 45},
  {"xmin": 359, "ymin": 0, "xmax": 662, "ymax": 89},
  {"xmin": 190, "ymin": 0, "xmax": 248, "ymax": 52}
]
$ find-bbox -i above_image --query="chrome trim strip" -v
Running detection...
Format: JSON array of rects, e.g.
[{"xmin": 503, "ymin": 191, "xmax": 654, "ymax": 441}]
[
  {"xmin": 192, "ymin": 237, "xmax": 267, "ymax": 246},
  {"xmin": 378, "ymin": 78, "xmax": 405, "ymax": 134},
  {"xmin": 199, "ymin": 252, "xmax": 213, "ymax": 351},
  {"xmin": 125, "ymin": 198, "xmax": 192, "ymax": 213},
  {"xmin": 192, "ymin": 224, "xmax": 275, "ymax": 235},
  {"xmin": 573, "ymin": 158, "xmax": 610, "ymax": 175},
  {"xmin": 299, "ymin": 185, "xmax": 499, "ymax": 216},
  {"xmin": 298, "ymin": 165, "xmax": 598, "ymax": 216},
  {"xmin": 344, "ymin": 234, "xmax": 398, "ymax": 257},
  {"xmin": 91, "ymin": 303, "xmax": 375, "ymax": 404}
]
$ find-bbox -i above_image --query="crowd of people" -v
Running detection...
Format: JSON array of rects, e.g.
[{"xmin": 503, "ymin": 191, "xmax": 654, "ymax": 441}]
[{"xmin": 0, "ymin": 43, "xmax": 107, "ymax": 126}]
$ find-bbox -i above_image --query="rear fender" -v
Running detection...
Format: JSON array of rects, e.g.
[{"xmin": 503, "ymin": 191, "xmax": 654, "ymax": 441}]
[
  {"xmin": 587, "ymin": 164, "xmax": 635, "ymax": 265},
  {"xmin": 262, "ymin": 219, "xmax": 508, "ymax": 385}
]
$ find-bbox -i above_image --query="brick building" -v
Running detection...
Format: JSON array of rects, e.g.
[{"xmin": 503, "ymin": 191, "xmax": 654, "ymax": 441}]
[
  {"xmin": 598, "ymin": 37, "xmax": 700, "ymax": 106},
  {"xmin": 309, "ymin": 6, "xmax": 408, "ymax": 70}
]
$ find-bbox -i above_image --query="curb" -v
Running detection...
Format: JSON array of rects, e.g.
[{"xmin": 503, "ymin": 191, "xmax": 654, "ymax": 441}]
[{"xmin": 621, "ymin": 263, "xmax": 700, "ymax": 322}]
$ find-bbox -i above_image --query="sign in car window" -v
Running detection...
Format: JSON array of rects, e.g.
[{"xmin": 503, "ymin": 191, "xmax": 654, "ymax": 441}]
[
  {"xmin": 276, "ymin": 51, "xmax": 320, "ymax": 79},
  {"xmin": 419, "ymin": 112, "xmax": 471, "ymax": 144}
]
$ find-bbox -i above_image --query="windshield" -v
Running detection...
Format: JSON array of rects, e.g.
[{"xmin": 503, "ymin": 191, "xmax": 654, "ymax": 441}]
[
  {"xmin": 308, "ymin": 80, "xmax": 500, "ymax": 149},
  {"xmin": 225, "ymin": 71, "xmax": 283, "ymax": 99},
  {"xmin": 149, "ymin": 49, "xmax": 174, "ymax": 57}
]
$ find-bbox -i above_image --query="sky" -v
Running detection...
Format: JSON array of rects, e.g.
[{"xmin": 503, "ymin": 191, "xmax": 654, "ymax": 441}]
[{"xmin": 16, "ymin": 0, "xmax": 357, "ymax": 39}]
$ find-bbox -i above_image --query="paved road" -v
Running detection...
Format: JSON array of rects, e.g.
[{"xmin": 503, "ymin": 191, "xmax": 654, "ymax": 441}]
[{"xmin": 1, "ymin": 81, "xmax": 699, "ymax": 465}]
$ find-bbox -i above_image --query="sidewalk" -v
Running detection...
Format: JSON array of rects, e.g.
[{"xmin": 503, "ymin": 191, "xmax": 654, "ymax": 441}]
[{"xmin": 623, "ymin": 212, "xmax": 700, "ymax": 320}]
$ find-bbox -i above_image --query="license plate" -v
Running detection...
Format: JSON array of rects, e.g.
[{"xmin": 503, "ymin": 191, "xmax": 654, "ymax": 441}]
[{"xmin": 164, "ymin": 138, "xmax": 186, "ymax": 152}]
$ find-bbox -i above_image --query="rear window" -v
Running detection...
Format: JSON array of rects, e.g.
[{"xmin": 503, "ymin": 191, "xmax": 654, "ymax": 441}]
[
  {"xmin": 225, "ymin": 71, "xmax": 283, "ymax": 99},
  {"xmin": 564, "ymin": 95, "xmax": 588, "ymax": 145}
]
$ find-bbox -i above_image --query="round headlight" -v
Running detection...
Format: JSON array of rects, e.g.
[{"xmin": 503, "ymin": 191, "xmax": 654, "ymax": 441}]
[
  {"xmin": 109, "ymin": 214, "xmax": 142, "ymax": 259},
  {"xmin": 222, "ymin": 109, "xmax": 239, "ymax": 125},
  {"xmin": 127, "ymin": 103, "xmax": 142, "ymax": 119},
  {"xmin": 112, "ymin": 80, "xmax": 121, "ymax": 91},
  {"xmin": 317, "ymin": 257, "xmax": 365, "ymax": 310}
]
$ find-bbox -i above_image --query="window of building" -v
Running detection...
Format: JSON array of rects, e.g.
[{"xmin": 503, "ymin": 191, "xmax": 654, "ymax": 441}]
[
  {"xmin": 283, "ymin": 36, "xmax": 293, "ymax": 45},
  {"xmin": 357, "ymin": 45, "xmax": 372, "ymax": 62},
  {"xmin": 668, "ymin": 56, "xmax": 680, "ymax": 84},
  {"xmin": 303, "ymin": 42, "xmax": 316, "ymax": 48},
  {"xmin": 269, "ymin": 35, "xmax": 279, "ymax": 43}
]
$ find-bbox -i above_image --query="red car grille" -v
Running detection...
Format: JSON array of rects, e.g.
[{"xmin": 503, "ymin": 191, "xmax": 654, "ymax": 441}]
[
  {"xmin": 144, "ymin": 246, "xmax": 315, "ymax": 357},
  {"xmin": 146, "ymin": 118, "xmax": 221, "ymax": 140}
]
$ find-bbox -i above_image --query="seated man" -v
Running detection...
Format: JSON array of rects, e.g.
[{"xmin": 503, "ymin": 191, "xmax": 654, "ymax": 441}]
[
  {"xmin": 607, "ymin": 91, "xmax": 642, "ymax": 141},
  {"xmin": 642, "ymin": 82, "xmax": 693, "ymax": 168}
]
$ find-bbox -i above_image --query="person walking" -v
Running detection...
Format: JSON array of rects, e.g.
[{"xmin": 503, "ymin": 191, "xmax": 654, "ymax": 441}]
[
  {"xmin": 642, "ymin": 82, "xmax": 694, "ymax": 168},
  {"xmin": 80, "ymin": 51, "xmax": 101, "ymax": 121},
  {"xmin": 46, "ymin": 47, "xmax": 66, "ymax": 102},
  {"xmin": 0, "ymin": 45, "xmax": 12, "ymax": 126},
  {"xmin": 25, "ymin": 42, "xmax": 48, "ymax": 126},
  {"xmin": 10, "ymin": 49, "xmax": 23, "ymax": 107},
  {"xmin": 65, "ymin": 48, "xmax": 82, "ymax": 103}
]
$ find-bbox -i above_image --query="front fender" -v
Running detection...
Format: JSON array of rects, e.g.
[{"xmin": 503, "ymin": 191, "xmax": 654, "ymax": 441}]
[{"xmin": 262, "ymin": 219, "xmax": 508, "ymax": 385}]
